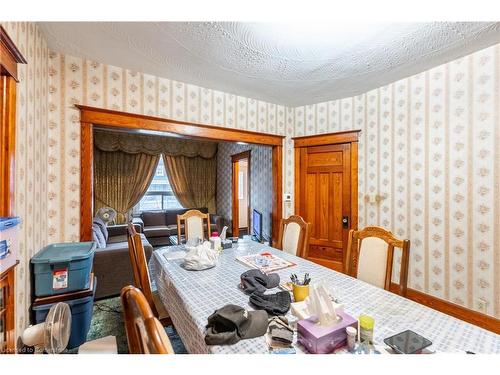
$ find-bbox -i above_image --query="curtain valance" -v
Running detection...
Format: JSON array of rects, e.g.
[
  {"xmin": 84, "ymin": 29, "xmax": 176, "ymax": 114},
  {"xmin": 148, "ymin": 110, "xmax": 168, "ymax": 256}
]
[{"xmin": 94, "ymin": 129, "xmax": 217, "ymax": 158}]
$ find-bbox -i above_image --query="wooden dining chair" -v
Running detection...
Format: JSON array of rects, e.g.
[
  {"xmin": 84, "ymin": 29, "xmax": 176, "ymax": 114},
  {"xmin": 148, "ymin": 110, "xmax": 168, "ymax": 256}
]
[
  {"xmin": 127, "ymin": 223, "xmax": 170, "ymax": 325},
  {"xmin": 276, "ymin": 215, "xmax": 311, "ymax": 258},
  {"xmin": 176, "ymin": 209, "xmax": 210, "ymax": 244},
  {"xmin": 345, "ymin": 226, "xmax": 410, "ymax": 297},
  {"xmin": 121, "ymin": 285, "xmax": 174, "ymax": 354}
]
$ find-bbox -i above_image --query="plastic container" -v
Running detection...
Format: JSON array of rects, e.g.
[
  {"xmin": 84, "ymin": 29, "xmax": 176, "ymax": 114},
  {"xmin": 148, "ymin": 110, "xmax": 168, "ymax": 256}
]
[
  {"xmin": 31, "ymin": 242, "xmax": 96, "ymax": 297},
  {"xmin": 32, "ymin": 277, "xmax": 96, "ymax": 349},
  {"xmin": 359, "ymin": 314, "xmax": 375, "ymax": 344},
  {"xmin": 0, "ymin": 217, "xmax": 21, "ymax": 274},
  {"xmin": 346, "ymin": 326, "xmax": 357, "ymax": 351}
]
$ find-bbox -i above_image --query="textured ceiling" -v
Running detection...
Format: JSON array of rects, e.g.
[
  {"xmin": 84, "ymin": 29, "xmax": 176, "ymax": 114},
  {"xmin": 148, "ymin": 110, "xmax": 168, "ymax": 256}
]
[{"xmin": 39, "ymin": 22, "xmax": 500, "ymax": 106}]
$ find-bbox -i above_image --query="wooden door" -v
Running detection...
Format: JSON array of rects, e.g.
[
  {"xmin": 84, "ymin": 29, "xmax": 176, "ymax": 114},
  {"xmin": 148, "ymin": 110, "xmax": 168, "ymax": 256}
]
[
  {"xmin": 231, "ymin": 151, "xmax": 251, "ymax": 237},
  {"xmin": 294, "ymin": 131, "xmax": 359, "ymax": 272}
]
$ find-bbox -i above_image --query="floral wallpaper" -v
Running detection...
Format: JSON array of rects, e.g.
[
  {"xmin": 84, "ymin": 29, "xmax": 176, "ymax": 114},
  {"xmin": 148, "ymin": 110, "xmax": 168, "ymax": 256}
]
[
  {"xmin": 2, "ymin": 21, "xmax": 499, "ymax": 339},
  {"xmin": 216, "ymin": 142, "xmax": 273, "ymax": 240},
  {"xmin": 47, "ymin": 52, "xmax": 290, "ymax": 244},
  {"xmin": 0, "ymin": 22, "xmax": 49, "ymax": 338},
  {"xmin": 45, "ymin": 42, "xmax": 500, "ymax": 319},
  {"xmin": 291, "ymin": 44, "xmax": 500, "ymax": 319}
]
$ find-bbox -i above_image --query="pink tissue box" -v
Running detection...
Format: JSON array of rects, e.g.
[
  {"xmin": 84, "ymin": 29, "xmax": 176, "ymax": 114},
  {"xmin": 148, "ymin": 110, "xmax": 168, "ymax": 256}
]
[{"xmin": 297, "ymin": 310, "xmax": 357, "ymax": 354}]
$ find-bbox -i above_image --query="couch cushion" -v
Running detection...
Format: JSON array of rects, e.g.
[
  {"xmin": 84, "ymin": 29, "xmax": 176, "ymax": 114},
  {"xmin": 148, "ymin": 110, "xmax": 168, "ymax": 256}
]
[
  {"xmin": 141, "ymin": 211, "xmax": 166, "ymax": 226},
  {"xmin": 165, "ymin": 209, "xmax": 186, "ymax": 226},
  {"xmin": 103, "ymin": 233, "xmax": 150, "ymax": 249},
  {"xmin": 107, "ymin": 234, "xmax": 128, "ymax": 244},
  {"xmin": 143, "ymin": 225, "xmax": 170, "ymax": 238}
]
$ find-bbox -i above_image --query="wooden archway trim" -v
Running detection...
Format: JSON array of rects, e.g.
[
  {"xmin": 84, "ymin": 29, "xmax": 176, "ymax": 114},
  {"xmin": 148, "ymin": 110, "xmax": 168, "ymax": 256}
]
[
  {"xmin": 77, "ymin": 105, "xmax": 284, "ymax": 246},
  {"xmin": 77, "ymin": 105, "xmax": 284, "ymax": 146}
]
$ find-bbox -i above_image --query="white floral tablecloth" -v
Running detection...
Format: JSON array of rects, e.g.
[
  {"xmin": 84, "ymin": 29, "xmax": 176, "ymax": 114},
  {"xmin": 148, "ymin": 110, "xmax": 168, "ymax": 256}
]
[{"xmin": 149, "ymin": 240, "xmax": 500, "ymax": 354}]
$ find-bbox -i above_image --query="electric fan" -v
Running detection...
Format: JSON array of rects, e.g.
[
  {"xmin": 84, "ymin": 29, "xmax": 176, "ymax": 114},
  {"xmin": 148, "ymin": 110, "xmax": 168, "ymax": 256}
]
[
  {"xmin": 95, "ymin": 206, "xmax": 117, "ymax": 226},
  {"xmin": 22, "ymin": 302, "xmax": 72, "ymax": 353}
]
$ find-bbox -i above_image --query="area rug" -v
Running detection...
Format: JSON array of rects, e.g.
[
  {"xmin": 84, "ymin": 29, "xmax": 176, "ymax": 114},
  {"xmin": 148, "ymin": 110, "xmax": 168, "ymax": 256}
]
[{"xmin": 86, "ymin": 297, "xmax": 188, "ymax": 354}]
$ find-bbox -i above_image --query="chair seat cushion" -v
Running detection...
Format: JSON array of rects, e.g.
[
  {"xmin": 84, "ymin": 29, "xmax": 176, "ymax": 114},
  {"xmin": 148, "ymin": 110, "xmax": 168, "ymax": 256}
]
[{"xmin": 144, "ymin": 225, "xmax": 170, "ymax": 238}]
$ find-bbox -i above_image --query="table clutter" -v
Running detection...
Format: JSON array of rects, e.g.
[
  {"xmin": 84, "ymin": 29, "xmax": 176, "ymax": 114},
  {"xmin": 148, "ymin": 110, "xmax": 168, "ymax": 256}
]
[
  {"xmin": 204, "ymin": 304, "xmax": 268, "ymax": 346},
  {"xmin": 267, "ymin": 316, "xmax": 295, "ymax": 351},
  {"xmin": 183, "ymin": 241, "xmax": 219, "ymax": 271},
  {"xmin": 236, "ymin": 252, "xmax": 296, "ymax": 273},
  {"xmin": 249, "ymin": 291, "xmax": 291, "ymax": 316},
  {"xmin": 149, "ymin": 240, "xmax": 500, "ymax": 354}
]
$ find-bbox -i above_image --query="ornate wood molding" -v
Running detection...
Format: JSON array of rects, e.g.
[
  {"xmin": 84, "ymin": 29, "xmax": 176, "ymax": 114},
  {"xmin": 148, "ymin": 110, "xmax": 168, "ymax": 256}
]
[
  {"xmin": 292, "ymin": 129, "xmax": 361, "ymax": 147},
  {"xmin": 0, "ymin": 26, "xmax": 27, "ymax": 82},
  {"xmin": 76, "ymin": 105, "xmax": 285, "ymax": 146}
]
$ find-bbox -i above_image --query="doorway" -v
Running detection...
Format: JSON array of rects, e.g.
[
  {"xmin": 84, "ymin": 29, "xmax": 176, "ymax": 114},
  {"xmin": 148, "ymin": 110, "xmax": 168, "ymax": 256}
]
[
  {"xmin": 78, "ymin": 105, "xmax": 284, "ymax": 246},
  {"xmin": 231, "ymin": 151, "xmax": 251, "ymax": 237},
  {"xmin": 294, "ymin": 131, "xmax": 360, "ymax": 272}
]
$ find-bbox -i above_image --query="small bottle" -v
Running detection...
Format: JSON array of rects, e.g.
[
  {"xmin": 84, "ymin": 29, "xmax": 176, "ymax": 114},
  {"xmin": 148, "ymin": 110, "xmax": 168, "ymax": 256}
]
[
  {"xmin": 210, "ymin": 232, "xmax": 222, "ymax": 251},
  {"xmin": 346, "ymin": 326, "xmax": 357, "ymax": 351},
  {"xmin": 358, "ymin": 315, "xmax": 375, "ymax": 344}
]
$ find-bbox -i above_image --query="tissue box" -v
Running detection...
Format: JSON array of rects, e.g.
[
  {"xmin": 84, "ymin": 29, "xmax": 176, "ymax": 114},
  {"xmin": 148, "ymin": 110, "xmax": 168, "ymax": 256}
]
[{"xmin": 297, "ymin": 311, "xmax": 357, "ymax": 354}]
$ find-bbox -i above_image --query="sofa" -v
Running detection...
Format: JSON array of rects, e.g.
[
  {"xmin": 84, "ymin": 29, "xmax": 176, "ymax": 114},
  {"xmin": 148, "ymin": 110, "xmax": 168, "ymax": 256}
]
[
  {"xmin": 133, "ymin": 207, "xmax": 223, "ymax": 247},
  {"xmin": 92, "ymin": 221, "xmax": 153, "ymax": 300}
]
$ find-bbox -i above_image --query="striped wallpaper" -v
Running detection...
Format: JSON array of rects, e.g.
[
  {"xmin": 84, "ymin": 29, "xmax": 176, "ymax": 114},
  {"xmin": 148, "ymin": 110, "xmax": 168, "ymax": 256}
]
[
  {"xmin": 2, "ymin": 21, "xmax": 499, "ymax": 341},
  {"xmin": 0, "ymin": 22, "xmax": 49, "ymax": 336},
  {"xmin": 46, "ymin": 52, "xmax": 292, "ymax": 244},
  {"xmin": 291, "ymin": 44, "xmax": 500, "ymax": 318}
]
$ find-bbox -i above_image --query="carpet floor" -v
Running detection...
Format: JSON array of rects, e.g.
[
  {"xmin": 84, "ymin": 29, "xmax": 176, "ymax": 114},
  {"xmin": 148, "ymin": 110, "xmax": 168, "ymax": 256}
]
[{"xmin": 87, "ymin": 297, "xmax": 188, "ymax": 354}]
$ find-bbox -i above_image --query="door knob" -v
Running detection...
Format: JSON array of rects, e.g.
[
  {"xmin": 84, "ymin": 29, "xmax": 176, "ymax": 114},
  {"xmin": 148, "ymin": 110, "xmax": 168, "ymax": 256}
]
[{"xmin": 342, "ymin": 216, "xmax": 349, "ymax": 229}]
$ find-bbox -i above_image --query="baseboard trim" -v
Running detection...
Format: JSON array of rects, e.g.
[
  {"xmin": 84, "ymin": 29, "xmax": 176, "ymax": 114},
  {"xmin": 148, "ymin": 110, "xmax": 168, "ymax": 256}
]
[{"xmin": 390, "ymin": 283, "xmax": 500, "ymax": 334}]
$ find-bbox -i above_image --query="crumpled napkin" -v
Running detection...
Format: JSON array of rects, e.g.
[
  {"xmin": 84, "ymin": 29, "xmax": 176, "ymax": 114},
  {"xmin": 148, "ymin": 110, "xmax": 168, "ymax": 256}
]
[{"xmin": 183, "ymin": 241, "xmax": 219, "ymax": 271}]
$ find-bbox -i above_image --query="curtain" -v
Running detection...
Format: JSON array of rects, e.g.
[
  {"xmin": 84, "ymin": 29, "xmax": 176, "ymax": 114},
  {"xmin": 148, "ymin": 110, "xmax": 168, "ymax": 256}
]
[
  {"xmin": 94, "ymin": 149, "xmax": 160, "ymax": 223},
  {"xmin": 94, "ymin": 129, "xmax": 217, "ymax": 158},
  {"xmin": 163, "ymin": 154, "xmax": 217, "ymax": 213}
]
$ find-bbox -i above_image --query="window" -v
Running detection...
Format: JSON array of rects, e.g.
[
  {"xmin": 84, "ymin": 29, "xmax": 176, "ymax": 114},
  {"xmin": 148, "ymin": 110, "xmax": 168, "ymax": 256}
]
[{"xmin": 135, "ymin": 156, "xmax": 183, "ymax": 211}]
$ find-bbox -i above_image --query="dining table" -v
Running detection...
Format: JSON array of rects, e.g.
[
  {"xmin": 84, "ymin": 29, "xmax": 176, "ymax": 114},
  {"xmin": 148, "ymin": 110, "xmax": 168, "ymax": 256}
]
[{"xmin": 149, "ymin": 238, "xmax": 500, "ymax": 354}]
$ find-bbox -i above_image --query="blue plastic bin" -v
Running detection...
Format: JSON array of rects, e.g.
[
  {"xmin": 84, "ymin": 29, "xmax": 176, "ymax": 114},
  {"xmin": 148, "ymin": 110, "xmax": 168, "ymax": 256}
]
[
  {"xmin": 0, "ymin": 217, "xmax": 21, "ymax": 274},
  {"xmin": 32, "ymin": 278, "xmax": 96, "ymax": 349},
  {"xmin": 31, "ymin": 242, "xmax": 96, "ymax": 297}
]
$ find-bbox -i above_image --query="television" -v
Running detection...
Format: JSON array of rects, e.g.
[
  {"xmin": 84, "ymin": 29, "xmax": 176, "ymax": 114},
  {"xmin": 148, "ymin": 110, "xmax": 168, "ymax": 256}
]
[{"xmin": 252, "ymin": 209, "xmax": 263, "ymax": 242}]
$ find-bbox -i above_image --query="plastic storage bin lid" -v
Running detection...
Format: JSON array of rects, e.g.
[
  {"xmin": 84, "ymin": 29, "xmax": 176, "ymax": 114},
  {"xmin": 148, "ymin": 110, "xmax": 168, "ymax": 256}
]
[
  {"xmin": 31, "ymin": 242, "xmax": 96, "ymax": 264},
  {"xmin": 0, "ymin": 217, "xmax": 21, "ymax": 230}
]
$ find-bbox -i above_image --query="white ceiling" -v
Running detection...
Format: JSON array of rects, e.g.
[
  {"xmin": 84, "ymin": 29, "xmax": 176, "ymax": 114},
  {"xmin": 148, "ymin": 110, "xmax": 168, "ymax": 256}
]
[{"xmin": 39, "ymin": 22, "xmax": 500, "ymax": 106}]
